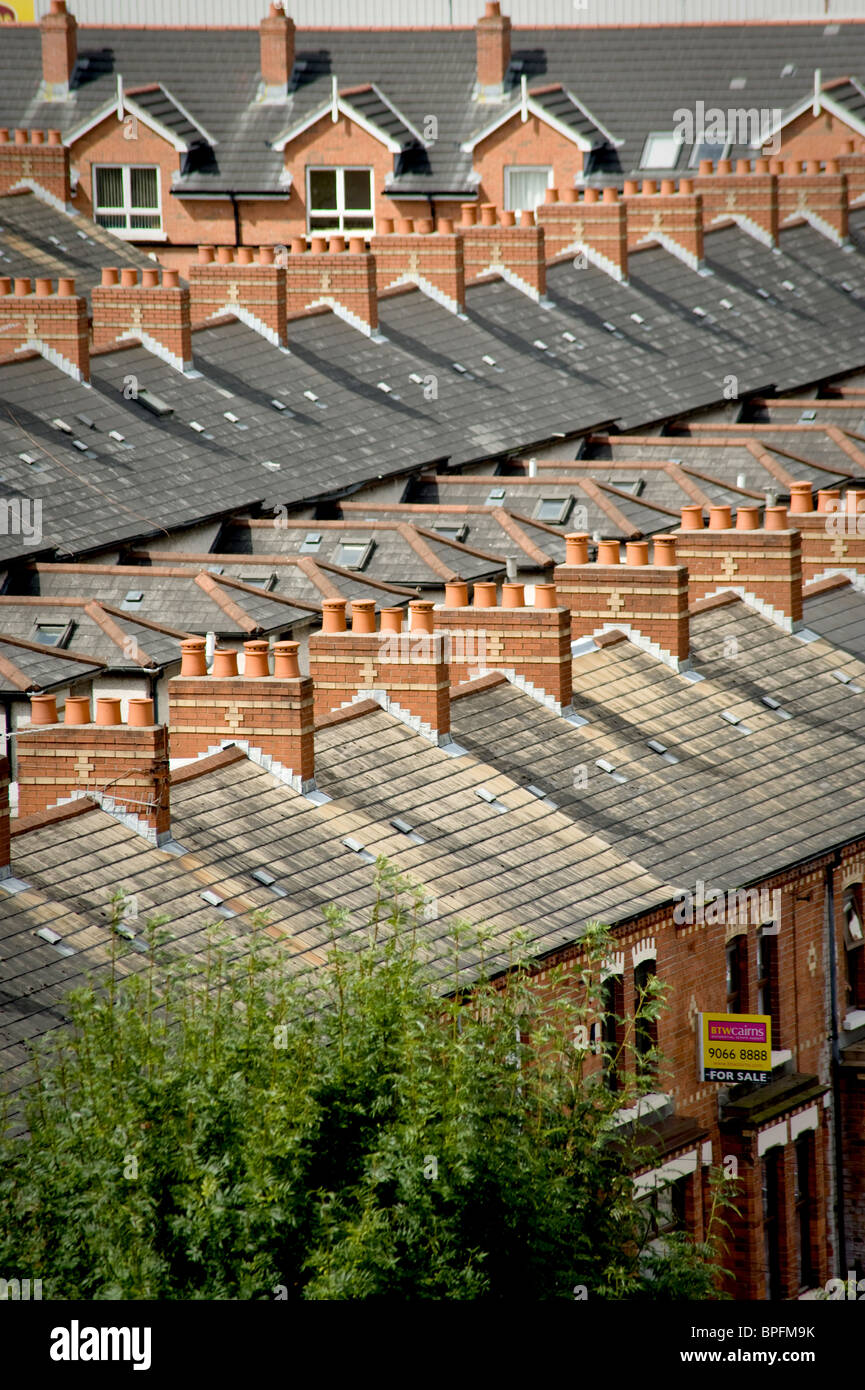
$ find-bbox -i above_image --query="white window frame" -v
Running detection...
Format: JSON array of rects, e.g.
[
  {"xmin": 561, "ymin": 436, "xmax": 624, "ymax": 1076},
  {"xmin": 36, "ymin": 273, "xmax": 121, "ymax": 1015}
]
[
  {"xmin": 504, "ymin": 165, "xmax": 554, "ymax": 215},
  {"xmin": 306, "ymin": 166, "xmax": 375, "ymax": 236},
  {"xmin": 639, "ymin": 132, "xmax": 683, "ymax": 171},
  {"xmin": 92, "ymin": 164, "xmax": 164, "ymax": 240}
]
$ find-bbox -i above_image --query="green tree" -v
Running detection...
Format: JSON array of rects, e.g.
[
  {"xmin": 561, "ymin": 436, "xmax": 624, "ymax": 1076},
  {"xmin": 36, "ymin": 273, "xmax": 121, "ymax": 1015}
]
[{"xmin": 0, "ymin": 863, "xmax": 736, "ymax": 1299}]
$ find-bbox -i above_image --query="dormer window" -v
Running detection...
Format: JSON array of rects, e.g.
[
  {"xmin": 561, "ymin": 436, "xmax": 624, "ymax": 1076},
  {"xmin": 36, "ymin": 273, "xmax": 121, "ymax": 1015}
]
[
  {"xmin": 639, "ymin": 132, "xmax": 682, "ymax": 170},
  {"xmin": 307, "ymin": 167, "xmax": 373, "ymax": 234},
  {"xmin": 93, "ymin": 165, "xmax": 162, "ymax": 235},
  {"xmin": 504, "ymin": 165, "xmax": 553, "ymax": 215}
]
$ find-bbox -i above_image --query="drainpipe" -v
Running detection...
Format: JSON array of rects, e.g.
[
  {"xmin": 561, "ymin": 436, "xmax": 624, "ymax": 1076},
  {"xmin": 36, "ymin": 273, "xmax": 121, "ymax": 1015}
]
[
  {"xmin": 228, "ymin": 191, "xmax": 242, "ymax": 248},
  {"xmin": 825, "ymin": 851, "xmax": 847, "ymax": 1276}
]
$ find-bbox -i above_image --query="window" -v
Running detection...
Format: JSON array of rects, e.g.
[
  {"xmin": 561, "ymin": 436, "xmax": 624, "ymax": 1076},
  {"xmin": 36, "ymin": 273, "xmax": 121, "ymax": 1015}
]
[
  {"xmin": 333, "ymin": 538, "xmax": 374, "ymax": 571},
  {"xmin": 599, "ymin": 972, "xmax": 624, "ymax": 1093},
  {"xmin": 122, "ymin": 590, "xmax": 144, "ymax": 611},
  {"xmin": 843, "ymin": 884, "xmax": 865, "ymax": 1010},
  {"xmin": 634, "ymin": 958, "xmax": 658, "ymax": 1075},
  {"xmin": 762, "ymin": 1148, "xmax": 783, "ymax": 1300},
  {"xmin": 300, "ymin": 532, "xmax": 322, "ymax": 554},
  {"xmin": 795, "ymin": 1132, "xmax": 816, "ymax": 1291},
  {"xmin": 642, "ymin": 1176, "xmax": 687, "ymax": 1239},
  {"xmin": 241, "ymin": 574, "xmax": 277, "ymax": 592},
  {"xmin": 726, "ymin": 935, "xmax": 748, "ymax": 1014},
  {"xmin": 756, "ymin": 925, "xmax": 781, "ymax": 1043},
  {"xmin": 33, "ymin": 621, "xmax": 73, "ymax": 648},
  {"xmin": 307, "ymin": 167, "xmax": 373, "ymax": 234},
  {"xmin": 504, "ymin": 165, "xmax": 553, "ymax": 215},
  {"xmin": 534, "ymin": 496, "xmax": 572, "ymax": 525},
  {"xmin": 688, "ymin": 139, "xmax": 731, "ymax": 168},
  {"xmin": 93, "ymin": 166, "xmax": 161, "ymax": 235},
  {"xmin": 433, "ymin": 522, "xmax": 468, "ymax": 543},
  {"xmin": 640, "ymin": 132, "xmax": 682, "ymax": 170}
]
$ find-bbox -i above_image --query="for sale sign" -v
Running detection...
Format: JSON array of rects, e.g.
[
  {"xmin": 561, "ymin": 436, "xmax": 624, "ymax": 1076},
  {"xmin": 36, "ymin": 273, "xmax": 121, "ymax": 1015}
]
[{"xmin": 698, "ymin": 1012, "xmax": 772, "ymax": 1083}]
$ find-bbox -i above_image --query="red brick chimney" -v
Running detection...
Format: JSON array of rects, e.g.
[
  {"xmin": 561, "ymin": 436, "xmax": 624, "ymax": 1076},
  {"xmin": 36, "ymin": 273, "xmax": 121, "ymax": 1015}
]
[
  {"xmin": 459, "ymin": 203, "xmax": 547, "ymax": 302},
  {"xmin": 260, "ymin": 1, "xmax": 296, "ymax": 97},
  {"xmin": 788, "ymin": 481, "xmax": 865, "ymax": 583},
  {"xmin": 371, "ymin": 218, "xmax": 465, "ymax": 315},
  {"xmin": 623, "ymin": 178, "xmax": 704, "ymax": 270},
  {"xmin": 41, "ymin": 0, "xmax": 78, "ymax": 99},
  {"xmin": 16, "ymin": 693, "xmax": 171, "ymax": 846},
  {"xmin": 308, "ymin": 599, "xmax": 451, "ymax": 744},
  {"xmin": 476, "ymin": 0, "xmax": 511, "ymax": 93},
  {"xmin": 189, "ymin": 246, "xmax": 287, "ymax": 346},
  {"xmin": 776, "ymin": 160, "xmax": 849, "ymax": 246},
  {"xmin": 693, "ymin": 158, "xmax": 779, "ymax": 248},
  {"xmin": 168, "ymin": 638, "xmax": 316, "ymax": 791},
  {"xmin": 0, "ymin": 275, "xmax": 89, "ymax": 383},
  {"xmin": 0, "ymin": 128, "xmax": 70, "ymax": 208},
  {"xmin": 675, "ymin": 504, "xmax": 803, "ymax": 631},
  {"xmin": 536, "ymin": 186, "xmax": 628, "ymax": 281},
  {"xmin": 91, "ymin": 266, "xmax": 193, "ymax": 372},
  {"xmin": 554, "ymin": 533, "xmax": 691, "ymax": 670},
  {"xmin": 433, "ymin": 580, "xmax": 573, "ymax": 712},
  {"xmin": 838, "ymin": 144, "xmax": 865, "ymax": 206},
  {"xmin": 285, "ymin": 237, "xmax": 378, "ymax": 336}
]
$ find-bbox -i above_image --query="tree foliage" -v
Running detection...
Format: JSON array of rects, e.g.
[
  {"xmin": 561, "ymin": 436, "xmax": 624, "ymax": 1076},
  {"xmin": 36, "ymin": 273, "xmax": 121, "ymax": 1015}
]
[{"xmin": 0, "ymin": 863, "xmax": 737, "ymax": 1299}]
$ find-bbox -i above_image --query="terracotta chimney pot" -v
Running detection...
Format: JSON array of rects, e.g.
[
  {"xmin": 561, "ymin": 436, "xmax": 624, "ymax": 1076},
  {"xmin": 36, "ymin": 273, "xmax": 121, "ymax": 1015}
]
[
  {"xmin": 473, "ymin": 581, "xmax": 497, "ymax": 608},
  {"xmin": 565, "ymin": 532, "xmax": 589, "ymax": 565},
  {"xmin": 243, "ymin": 640, "xmax": 271, "ymax": 678},
  {"xmin": 709, "ymin": 505, "xmax": 732, "ymax": 530},
  {"xmin": 350, "ymin": 599, "xmax": 377, "ymax": 634},
  {"xmin": 736, "ymin": 506, "xmax": 760, "ymax": 530},
  {"xmin": 444, "ymin": 580, "xmax": 469, "ymax": 607},
  {"xmin": 29, "ymin": 693, "xmax": 58, "ymax": 725},
  {"xmin": 789, "ymin": 482, "xmax": 813, "ymax": 514},
  {"xmin": 409, "ymin": 600, "xmax": 435, "ymax": 633},
  {"xmin": 64, "ymin": 696, "xmax": 91, "ymax": 725},
  {"xmin": 273, "ymin": 641, "xmax": 301, "ymax": 678},
  {"xmin": 534, "ymin": 583, "xmax": 558, "ymax": 608},
  {"xmin": 379, "ymin": 607, "xmax": 403, "ymax": 633},
  {"xmin": 501, "ymin": 581, "xmax": 525, "ymax": 607},
  {"xmin": 626, "ymin": 540, "xmax": 649, "ymax": 566},
  {"xmin": 180, "ymin": 638, "xmax": 207, "ymax": 676},
  {"xmin": 653, "ymin": 536, "xmax": 677, "ymax": 567},
  {"xmin": 597, "ymin": 540, "xmax": 620, "ymax": 565},
  {"xmin": 764, "ymin": 506, "xmax": 789, "ymax": 531},
  {"xmin": 127, "ymin": 698, "xmax": 155, "ymax": 727},
  {"xmin": 212, "ymin": 649, "xmax": 239, "ymax": 678},
  {"xmin": 321, "ymin": 598, "xmax": 347, "ymax": 633},
  {"xmin": 95, "ymin": 697, "xmax": 123, "ymax": 727},
  {"xmin": 680, "ymin": 504, "xmax": 704, "ymax": 530}
]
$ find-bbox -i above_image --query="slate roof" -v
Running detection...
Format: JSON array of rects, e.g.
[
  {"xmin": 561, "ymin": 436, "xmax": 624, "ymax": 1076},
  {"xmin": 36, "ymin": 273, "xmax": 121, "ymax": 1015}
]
[
  {"xmin": 802, "ymin": 575, "xmax": 865, "ymax": 664},
  {"xmin": 0, "ymin": 191, "xmax": 157, "ymax": 300},
  {"xmin": 3, "ymin": 22, "xmax": 865, "ymax": 195},
  {"xmin": 211, "ymin": 519, "xmax": 506, "ymax": 587},
  {"xmin": 0, "ymin": 597, "xmax": 191, "ymax": 671},
  {"xmin": 337, "ymin": 499, "xmax": 565, "ymax": 568},
  {"xmin": 449, "ymin": 598, "xmax": 865, "ymax": 891},
  {"xmin": 11, "ymin": 564, "xmax": 313, "ymax": 640},
  {"xmin": 0, "ymin": 633, "xmax": 102, "ymax": 694},
  {"xmin": 123, "ymin": 548, "xmax": 421, "ymax": 607}
]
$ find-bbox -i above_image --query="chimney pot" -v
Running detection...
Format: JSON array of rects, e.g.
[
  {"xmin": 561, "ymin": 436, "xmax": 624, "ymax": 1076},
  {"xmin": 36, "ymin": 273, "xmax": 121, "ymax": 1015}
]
[
  {"xmin": 736, "ymin": 506, "xmax": 760, "ymax": 530},
  {"xmin": 310, "ymin": 236, "xmax": 328, "ymax": 254},
  {"xmin": 162, "ymin": 269, "xmax": 180, "ymax": 289},
  {"xmin": 380, "ymin": 217, "xmax": 395, "ymax": 235},
  {"xmin": 660, "ymin": 178, "xmax": 676, "ymax": 195},
  {"xmin": 501, "ymin": 210, "xmax": 516, "ymax": 227},
  {"xmin": 198, "ymin": 245, "xmax": 215, "ymax": 263},
  {"xmin": 64, "ymin": 696, "xmax": 91, "ymax": 725},
  {"xmin": 789, "ymin": 482, "xmax": 814, "ymax": 514},
  {"xmin": 597, "ymin": 540, "xmax": 620, "ymax": 565},
  {"xmin": 101, "ymin": 266, "xmax": 120, "ymax": 287},
  {"xmin": 0, "ymin": 278, "xmax": 10, "ymax": 296},
  {"xmin": 321, "ymin": 598, "xmax": 347, "ymax": 633},
  {"xmin": 48, "ymin": 129, "xmax": 63, "ymax": 145},
  {"xmin": 141, "ymin": 268, "xmax": 160, "ymax": 289},
  {"xmin": 127, "ymin": 698, "xmax": 155, "ymax": 727},
  {"xmin": 348, "ymin": 236, "xmax": 366, "ymax": 255},
  {"xmin": 31, "ymin": 130, "xmax": 45, "ymax": 146},
  {"xmin": 0, "ymin": 130, "xmax": 8, "ymax": 145},
  {"xmin": 397, "ymin": 218, "xmax": 414, "ymax": 234},
  {"xmin": 95, "ymin": 697, "xmax": 123, "ymax": 727},
  {"xmin": 501, "ymin": 581, "xmax": 525, "ymax": 607},
  {"xmin": 29, "ymin": 693, "xmax": 58, "ymax": 726},
  {"xmin": 583, "ymin": 187, "xmax": 599, "ymax": 204},
  {"xmin": 699, "ymin": 159, "xmax": 714, "ymax": 175},
  {"xmin": 216, "ymin": 247, "xmax": 234, "ymax": 265},
  {"xmin": 543, "ymin": 187, "xmax": 558, "ymax": 204},
  {"xmin": 291, "ymin": 237, "xmax": 308, "ymax": 254},
  {"xmin": 764, "ymin": 506, "xmax": 789, "ymax": 531},
  {"xmin": 416, "ymin": 218, "xmax": 434, "ymax": 235},
  {"xmin": 623, "ymin": 179, "xmax": 639, "ymax": 197},
  {"xmin": 480, "ymin": 203, "xmax": 497, "ymax": 226},
  {"xmin": 180, "ymin": 638, "xmax": 207, "ymax": 676},
  {"xmin": 120, "ymin": 268, "xmax": 139, "ymax": 287},
  {"xmin": 817, "ymin": 489, "xmax": 840, "ymax": 514},
  {"xmin": 626, "ymin": 540, "xmax": 649, "ymax": 566},
  {"xmin": 243, "ymin": 640, "xmax": 271, "ymax": 678},
  {"xmin": 533, "ymin": 582, "xmax": 558, "ymax": 608},
  {"xmin": 641, "ymin": 179, "xmax": 658, "ymax": 196},
  {"xmin": 680, "ymin": 504, "xmax": 705, "ymax": 530},
  {"xmin": 736, "ymin": 159, "xmax": 751, "ymax": 174},
  {"xmin": 329, "ymin": 235, "xmax": 346, "ymax": 254},
  {"xmin": 272, "ymin": 640, "xmax": 301, "ymax": 678},
  {"xmin": 257, "ymin": 245, "xmax": 275, "ymax": 265},
  {"xmin": 519, "ymin": 209, "xmax": 535, "ymax": 227},
  {"xmin": 473, "ymin": 581, "xmax": 498, "ymax": 608},
  {"xmin": 709, "ymin": 505, "xmax": 732, "ymax": 530},
  {"xmin": 235, "ymin": 246, "xmax": 254, "ymax": 265},
  {"xmin": 14, "ymin": 278, "xmax": 32, "ymax": 296},
  {"xmin": 35, "ymin": 277, "xmax": 53, "ymax": 297},
  {"xmin": 565, "ymin": 532, "xmax": 589, "ymax": 565},
  {"xmin": 602, "ymin": 186, "xmax": 618, "ymax": 203},
  {"xmin": 653, "ymin": 536, "xmax": 677, "ymax": 567},
  {"xmin": 444, "ymin": 581, "xmax": 469, "ymax": 607},
  {"xmin": 437, "ymin": 217, "xmax": 454, "ymax": 234},
  {"xmin": 461, "ymin": 204, "xmax": 478, "ymax": 227},
  {"xmin": 57, "ymin": 276, "xmax": 75, "ymax": 296},
  {"xmin": 718, "ymin": 159, "xmax": 733, "ymax": 175},
  {"xmin": 379, "ymin": 607, "xmax": 403, "ymax": 632},
  {"xmin": 14, "ymin": 129, "xmax": 28, "ymax": 146},
  {"xmin": 409, "ymin": 600, "xmax": 435, "ymax": 633},
  {"xmin": 211, "ymin": 648, "xmax": 239, "ymax": 678},
  {"xmin": 350, "ymin": 599, "xmax": 377, "ymax": 634}
]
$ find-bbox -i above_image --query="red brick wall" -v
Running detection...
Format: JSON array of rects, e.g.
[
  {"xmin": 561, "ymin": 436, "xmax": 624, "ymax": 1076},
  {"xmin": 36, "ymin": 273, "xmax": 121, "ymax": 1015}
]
[
  {"xmin": 537, "ymin": 189, "xmax": 628, "ymax": 278},
  {"xmin": 768, "ymin": 108, "xmax": 865, "ymax": 163},
  {"xmin": 693, "ymin": 166, "xmax": 779, "ymax": 246},
  {"xmin": 675, "ymin": 525, "xmax": 803, "ymax": 629},
  {"xmin": 168, "ymin": 674, "xmax": 315, "ymax": 784},
  {"xmin": 91, "ymin": 271, "xmax": 192, "ymax": 370},
  {"xmin": 433, "ymin": 603, "xmax": 572, "ymax": 708},
  {"xmin": 624, "ymin": 184, "xmax": 704, "ymax": 268},
  {"xmin": 0, "ymin": 277, "xmax": 89, "ymax": 381},
  {"xmin": 308, "ymin": 630, "xmax": 450, "ymax": 737},
  {"xmin": 471, "ymin": 111, "xmax": 584, "ymax": 213},
  {"xmin": 371, "ymin": 226, "xmax": 465, "ymax": 313},
  {"xmin": 778, "ymin": 166, "xmax": 848, "ymax": 242},
  {"xmin": 188, "ymin": 251, "xmax": 286, "ymax": 344},
  {"xmin": 553, "ymin": 560, "xmax": 690, "ymax": 665},
  {"xmin": 0, "ymin": 130, "xmax": 69, "ymax": 204}
]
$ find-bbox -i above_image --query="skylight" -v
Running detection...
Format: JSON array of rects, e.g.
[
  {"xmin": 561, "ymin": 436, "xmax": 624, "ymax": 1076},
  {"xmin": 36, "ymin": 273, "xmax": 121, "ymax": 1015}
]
[
  {"xmin": 35, "ymin": 926, "xmax": 75, "ymax": 957},
  {"xmin": 34, "ymin": 621, "xmax": 72, "ymax": 648},
  {"xmin": 761, "ymin": 695, "xmax": 792, "ymax": 719},
  {"xmin": 535, "ymin": 497, "xmax": 572, "ymax": 525},
  {"xmin": 334, "ymin": 538, "xmax": 374, "ymax": 570},
  {"xmin": 122, "ymin": 590, "xmax": 144, "ymax": 610},
  {"xmin": 250, "ymin": 867, "xmax": 288, "ymax": 897},
  {"xmin": 832, "ymin": 670, "xmax": 863, "ymax": 692},
  {"xmin": 343, "ymin": 837, "xmax": 376, "ymax": 865},
  {"xmin": 242, "ymin": 573, "xmax": 277, "ymax": 592},
  {"xmin": 640, "ymin": 132, "xmax": 682, "ymax": 170},
  {"xmin": 200, "ymin": 889, "xmax": 237, "ymax": 918},
  {"xmin": 485, "ymin": 487, "xmax": 507, "ymax": 506},
  {"xmin": 300, "ymin": 532, "xmax": 322, "ymax": 553},
  {"xmin": 433, "ymin": 522, "xmax": 468, "ymax": 543}
]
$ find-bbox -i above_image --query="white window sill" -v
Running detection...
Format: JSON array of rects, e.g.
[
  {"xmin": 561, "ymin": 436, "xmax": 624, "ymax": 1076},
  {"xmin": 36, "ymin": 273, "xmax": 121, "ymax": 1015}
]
[
  {"xmin": 842, "ymin": 1009, "xmax": 865, "ymax": 1033},
  {"xmin": 100, "ymin": 228, "xmax": 167, "ymax": 243}
]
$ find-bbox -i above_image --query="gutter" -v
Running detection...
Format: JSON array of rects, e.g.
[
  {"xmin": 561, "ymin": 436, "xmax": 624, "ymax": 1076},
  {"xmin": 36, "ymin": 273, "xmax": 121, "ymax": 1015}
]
[{"xmin": 825, "ymin": 851, "xmax": 847, "ymax": 1278}]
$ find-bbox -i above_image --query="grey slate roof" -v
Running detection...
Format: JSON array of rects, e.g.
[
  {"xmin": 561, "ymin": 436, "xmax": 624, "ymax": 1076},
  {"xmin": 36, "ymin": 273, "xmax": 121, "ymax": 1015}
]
[
  {"xmin": 0, "ymin": 634, "xmax": 102, "ymax": 694},
  {"xmin": 0, "ymin": 597, "xmax": 191, "ymax": 671},
  {"xmin": 0, "ymin": 192, "xmax": 157, "ymax": 300},
  {"xmin": 802, "ymin": 576, "xmax": 865, "ymax": 664},
  {"xmin": 3, "ymin": 23, "xmax": 865, "ymax": 195}
]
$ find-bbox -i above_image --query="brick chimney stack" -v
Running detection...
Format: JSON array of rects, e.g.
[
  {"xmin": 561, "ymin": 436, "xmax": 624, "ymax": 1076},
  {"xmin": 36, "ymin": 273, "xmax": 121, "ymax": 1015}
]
[
  {"xmin": 477, "ymin": 0, "xmax": 511, "ymax": 94},
  {"xmin": 787, "ymin": 482, "xmax": 865, "ymax": 583},
  {"xmin": 16, "ymin": 694, "xmax": 171, "ymax": 846},
  {"xmin": 776, "ymin": 159, "xmax": 849, "ymax": 246},
  {"xmin": 189, "ymin": 246, "xmax": 287, "ymax": 346},
  {"xmin": 285, "ymin": 237, "xmax": 379, "ymax": 336},
  {"xmin": 623, "ymin": 179, "xmax": 704, "ymax": 271},
  {"xmin": 260, "ymin": 1, "xmax": 296, "ymax": 97},
  {"xmin": 675, "ymin": 504, "xmax": 803, "ymax": 631},
  {"xmin": 168, "ymin": 638, "xmax": 316, "ymax": 791},
  {"xmin": 554, "ymin": 533, "xmax": 691, "ymax": 670},
  {"xmin": 308, "ymin": 599, "xmax": 451, "ymax": 744},
  {"xmin": 537, "ymin": 187, "xmax": 629, "ymax": 281},
  {"xmin": 433, "ymin": 581, "xmax": 573, "ymax": 713},
  {"xmin": 41, "ymin": 0, "xmax": 78, "ymax": 100},
  {"xmin": 459, "ymin": 203, "xmax": 547, "ymax": 302},
  {"xmin": 0, "ymin": 275, "xmax": 89, "ymax": 383},
  {"xmin": 91, "ymin": 267, "xmax": 193, "ymax": 372},
  {"xmin": 371, "ymin": 219, "xmax": 466, "ymax": 315},
  {"xmin": 0, "ymin": 128, "xmax": 70, "ymax": 208},
  {"xmin": 693, "ymin": 158, "xmax": 779, "ymax": 248}
]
